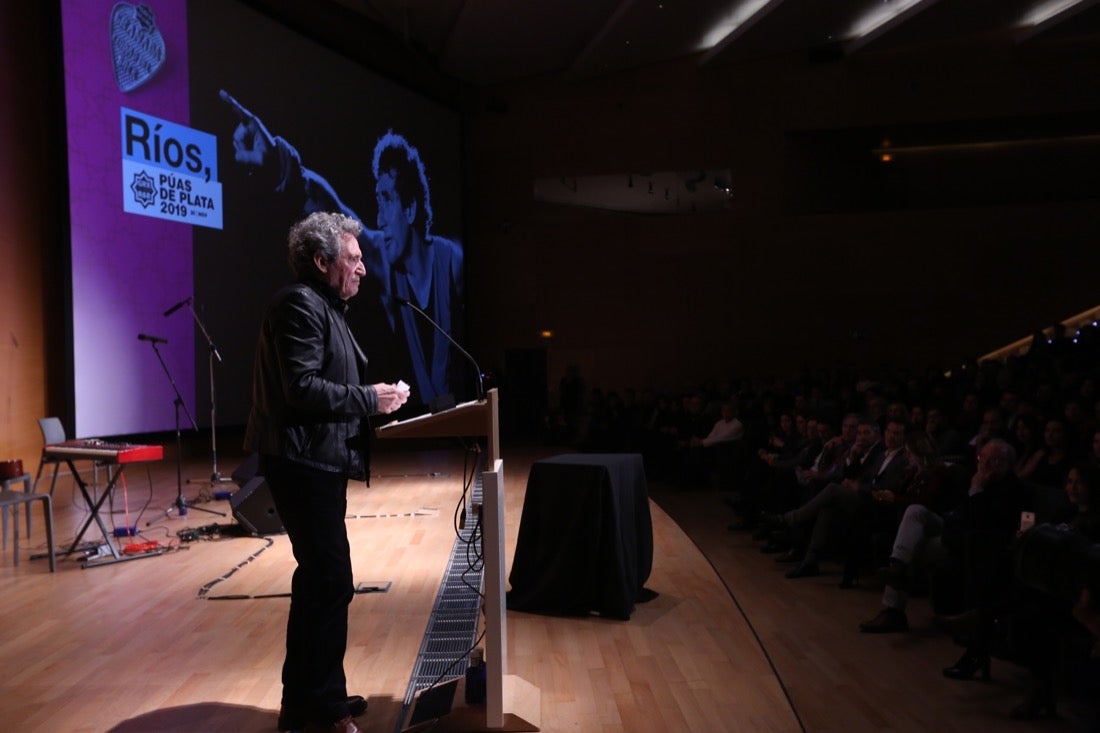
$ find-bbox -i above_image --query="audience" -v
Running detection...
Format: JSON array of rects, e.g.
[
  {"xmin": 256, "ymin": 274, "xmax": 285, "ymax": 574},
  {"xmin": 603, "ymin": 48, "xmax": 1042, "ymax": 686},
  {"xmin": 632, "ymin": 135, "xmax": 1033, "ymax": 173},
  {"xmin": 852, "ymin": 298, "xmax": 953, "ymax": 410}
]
[{"xmin": 542, "ymin": 318, "xmax": 1100, "ymax": 727}]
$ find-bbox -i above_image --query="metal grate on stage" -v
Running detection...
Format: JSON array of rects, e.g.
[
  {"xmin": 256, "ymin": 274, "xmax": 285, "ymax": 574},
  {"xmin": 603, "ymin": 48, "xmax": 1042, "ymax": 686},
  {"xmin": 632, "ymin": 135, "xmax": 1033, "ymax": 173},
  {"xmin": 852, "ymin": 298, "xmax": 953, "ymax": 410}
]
[{"xmin": 397, "ymin": 456, "xmax": 485, "ymax": 726}]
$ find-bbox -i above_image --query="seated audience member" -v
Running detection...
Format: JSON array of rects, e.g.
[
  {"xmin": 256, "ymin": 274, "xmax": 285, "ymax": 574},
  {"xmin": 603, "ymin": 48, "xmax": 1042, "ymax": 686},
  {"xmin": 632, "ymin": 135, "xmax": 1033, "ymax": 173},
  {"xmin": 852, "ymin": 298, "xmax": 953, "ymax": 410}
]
[
  {"xmin": 885, "ymin": 402, "xmax": 910, "ymax": 430},
  {"xmin": 968, "ymin": 407, "xmax": 1007, "ymax": 453},
  {"xmin": 1006, "ymin": 461, "xmax": 1100, "ymax": 720},
  {"xmin": 938, "ymin": 438, "xmax": 1035, "ymax": 681},
  {"xmin": 692, "ymin": 399, "xmax": 745, "ymax": 448},
  {"xmin": 761, "ymin": 410, "xmax": 801, "ymax": 462},
  {"xmin": 1023, "ymin": 417, "xmax": 1075, "ymax": 490},
  {"xmin": 891, "ymin": 431, "xmax": 959, "ymax": 514},
  {"xmin": 732, "ymin": 417, "xmax": 834, "ymax": 535},
  {"xmin": 859, "ymin": 438, "xmax": 1024, "ymax": 636},
  {"xmin": 840, "ymin": 429, "xmax": 949, "ymax": 587},
  {"xmin": 756, "ymin": 415, "xmax": 859, "ymax": 552},
  {"xmin": 766, "ymin": 418, "xmax": 910, "ymax": 579},
  {"xmin": 791, "ymin": 414, "xmax": 861, "ymax": 498},
  {"xmin": 758, "ymin": 415, "xmax": 819, "ymax": 473},
  {"xmin": 955, "ymin": 392, "xmax": 984, "ymax": 442},
  {"xmin": 925, "ymin": 407, "xmax": 967, "ymax": 459},
  {"xmin": 687, "ymin": 400, "xmax": 745, "ymax": 489},
  {"xmin": 909, "ymin": 404, "xmax": 927, "ymax": 432},
  {"xmin": 728, "ymin": 415, "xmax": 820, "ymax": 531},
  {"xmin": 1063, "ymin": 398, "xmax": 1093, "ymax": 458},
  {"xmin": 1011, "ymin": 412, "xmax": 1044, "ymax": 478}
]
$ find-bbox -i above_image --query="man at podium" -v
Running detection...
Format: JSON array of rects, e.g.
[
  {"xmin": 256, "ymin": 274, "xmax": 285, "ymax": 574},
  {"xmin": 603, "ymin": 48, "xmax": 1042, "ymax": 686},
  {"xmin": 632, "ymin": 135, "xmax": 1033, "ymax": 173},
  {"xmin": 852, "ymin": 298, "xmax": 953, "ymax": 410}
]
[{"xmin": 244, "ymin": 212, "xmax": 410, "ymax": 733}]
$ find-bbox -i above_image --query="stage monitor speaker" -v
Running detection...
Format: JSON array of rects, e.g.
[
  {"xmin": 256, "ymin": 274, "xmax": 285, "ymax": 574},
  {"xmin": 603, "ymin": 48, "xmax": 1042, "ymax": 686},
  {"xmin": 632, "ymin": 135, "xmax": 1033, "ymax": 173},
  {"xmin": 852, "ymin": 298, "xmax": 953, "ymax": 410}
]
[
  {"xmin": 231, "ymin": 452, "xmax": 260, "ymax": 486},
  {"xmin": 231, "ymin": 476, "xmax": 285, "ymax": 535}
]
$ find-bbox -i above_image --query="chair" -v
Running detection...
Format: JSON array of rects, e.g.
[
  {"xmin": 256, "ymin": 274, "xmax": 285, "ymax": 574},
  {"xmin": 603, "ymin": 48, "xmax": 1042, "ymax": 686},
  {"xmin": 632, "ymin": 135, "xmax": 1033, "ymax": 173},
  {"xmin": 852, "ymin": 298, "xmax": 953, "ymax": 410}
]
[
  {"xmin": 33, "ymin": 417, "xmax": 112, "ymax": 500},
  {"xmin": 33, "ymin": 416, "xmax": 68, "ymax": 497},
  {"xmin": 0, "ymin": 464, "xmax": 56, "ymax": 571}
]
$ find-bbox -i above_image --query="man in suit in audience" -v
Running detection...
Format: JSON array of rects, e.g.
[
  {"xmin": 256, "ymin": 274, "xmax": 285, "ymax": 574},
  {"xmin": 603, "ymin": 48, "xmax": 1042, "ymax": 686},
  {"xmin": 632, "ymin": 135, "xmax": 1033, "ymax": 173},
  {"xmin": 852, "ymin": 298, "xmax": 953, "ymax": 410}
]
[
  {"xmin": 860, "ymin": 437, "xmax": 1024, "ymax": 636},
  {"xmin": 772, "ymin": 417, "xmax": 910, "ymax": 578}
]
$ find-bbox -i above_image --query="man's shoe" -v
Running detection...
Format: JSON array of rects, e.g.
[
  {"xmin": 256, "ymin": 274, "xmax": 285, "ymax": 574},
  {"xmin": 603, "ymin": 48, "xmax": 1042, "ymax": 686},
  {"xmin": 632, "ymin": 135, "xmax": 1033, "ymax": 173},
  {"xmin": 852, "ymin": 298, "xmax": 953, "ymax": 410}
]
[
  {"xmin": 278, "ymin": 697, "xmax": 368, "ymax": 732},
  {"xmin": 785, "ymin": 561, "xmax": 819, "ymax": 579},
  {"xmin": 859, "ymin": 607, "xmax": 909, "ymax": 633},
  {"xmin": 304, "ymin": 716, "xmax": 362, "ymax": 733},
  {"xmin": 942, "ymin": 650, "xmax": 991, "ymax": 681},
  {"xmin": 774, "ymin": 548, "xmax": 801, "ymax": 564}
]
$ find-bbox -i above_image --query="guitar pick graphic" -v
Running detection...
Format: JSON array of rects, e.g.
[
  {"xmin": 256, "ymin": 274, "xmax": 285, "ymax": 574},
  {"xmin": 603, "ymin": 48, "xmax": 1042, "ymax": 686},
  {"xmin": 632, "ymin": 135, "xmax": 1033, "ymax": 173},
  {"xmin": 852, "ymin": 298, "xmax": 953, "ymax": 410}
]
[{"xmin": 110, "ymin": 3, "xmax": 166, "ymax": 93}]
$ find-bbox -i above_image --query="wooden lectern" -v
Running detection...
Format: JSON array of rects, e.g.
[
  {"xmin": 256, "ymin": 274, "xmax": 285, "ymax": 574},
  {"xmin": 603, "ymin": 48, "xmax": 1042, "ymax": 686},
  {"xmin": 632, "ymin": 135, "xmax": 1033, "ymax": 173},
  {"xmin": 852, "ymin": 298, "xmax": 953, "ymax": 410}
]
[{"xmin": 376, "ymin": 389, "xmax": 540, "ymax": 732}]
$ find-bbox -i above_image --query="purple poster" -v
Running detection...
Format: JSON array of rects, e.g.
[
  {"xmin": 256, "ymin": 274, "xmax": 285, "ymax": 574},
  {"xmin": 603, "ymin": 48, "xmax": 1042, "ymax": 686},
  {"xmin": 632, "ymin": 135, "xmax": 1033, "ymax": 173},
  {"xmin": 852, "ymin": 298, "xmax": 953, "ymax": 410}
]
[{"xmin": 62, "ymin": 0, "xmax": 197, "ymax": 437}]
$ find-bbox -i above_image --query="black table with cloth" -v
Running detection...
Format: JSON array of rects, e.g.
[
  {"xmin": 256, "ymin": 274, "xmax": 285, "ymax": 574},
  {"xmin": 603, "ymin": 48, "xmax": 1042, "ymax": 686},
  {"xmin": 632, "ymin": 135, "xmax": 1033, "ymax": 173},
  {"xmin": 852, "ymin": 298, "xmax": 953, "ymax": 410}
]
[{"xmin": 506, "ymin": 453, "xmax": 654, "ymax": 620}]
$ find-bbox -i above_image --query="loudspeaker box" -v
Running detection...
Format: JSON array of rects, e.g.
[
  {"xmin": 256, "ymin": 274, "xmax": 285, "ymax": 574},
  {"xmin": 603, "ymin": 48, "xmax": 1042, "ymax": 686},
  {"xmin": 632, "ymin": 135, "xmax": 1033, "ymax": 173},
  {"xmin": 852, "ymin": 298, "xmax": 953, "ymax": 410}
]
[{"xmin": 231, "ymin": 476, "xmax": 285, "ymax": 536}]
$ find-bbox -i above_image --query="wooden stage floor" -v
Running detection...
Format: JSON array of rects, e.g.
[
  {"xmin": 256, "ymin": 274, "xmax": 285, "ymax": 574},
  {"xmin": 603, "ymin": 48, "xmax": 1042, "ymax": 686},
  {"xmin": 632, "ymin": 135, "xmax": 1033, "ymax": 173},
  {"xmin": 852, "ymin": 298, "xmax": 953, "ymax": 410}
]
[{"xmin": 0, "ymin": 438, "xmax": 1089, "ymax": 732}]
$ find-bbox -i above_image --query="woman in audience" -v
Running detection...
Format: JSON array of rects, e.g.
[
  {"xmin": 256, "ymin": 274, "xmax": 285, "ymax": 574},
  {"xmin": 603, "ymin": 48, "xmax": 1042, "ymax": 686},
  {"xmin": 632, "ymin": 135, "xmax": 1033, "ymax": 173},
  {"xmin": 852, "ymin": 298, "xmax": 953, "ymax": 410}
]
[
  {"xmin": 1025, "ymin": 418, "xmax": 1075, "ymax": 490},
  {"xmin": 1006, "ymin": 461, "xmax": 1100, "ymax": 720},
  {"xmin": 1012, "ymin": 413, "xmax": 1044, "ymax": 479}
]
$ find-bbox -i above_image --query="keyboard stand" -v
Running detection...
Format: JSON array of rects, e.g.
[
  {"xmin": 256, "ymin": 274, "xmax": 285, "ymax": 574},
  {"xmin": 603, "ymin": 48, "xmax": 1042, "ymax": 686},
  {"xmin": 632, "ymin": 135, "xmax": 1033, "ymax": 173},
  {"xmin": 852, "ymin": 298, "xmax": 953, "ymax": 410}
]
[{"xmin": 60, "ymin": 459, "xmax": 164, "ymax": 568}]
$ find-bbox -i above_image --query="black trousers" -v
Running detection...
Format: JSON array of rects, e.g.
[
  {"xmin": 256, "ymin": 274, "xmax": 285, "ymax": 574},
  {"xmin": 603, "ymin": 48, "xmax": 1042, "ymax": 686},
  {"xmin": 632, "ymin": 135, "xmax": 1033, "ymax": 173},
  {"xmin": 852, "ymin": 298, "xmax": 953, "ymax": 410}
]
[{"xmin": 263, "ymin": 455, "xmax": 354, "ymax": 725}]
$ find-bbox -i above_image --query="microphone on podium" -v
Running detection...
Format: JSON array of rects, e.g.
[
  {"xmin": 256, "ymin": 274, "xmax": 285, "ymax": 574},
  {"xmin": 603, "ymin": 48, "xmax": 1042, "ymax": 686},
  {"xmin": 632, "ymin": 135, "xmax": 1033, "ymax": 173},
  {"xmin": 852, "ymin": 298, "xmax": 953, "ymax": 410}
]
[
  {"xmin": 137, "ymin": 333, "xmax": 168, "ymax": 344},
  {"xmin": 163, "ymin": 296, "xmax": 193, "ymax": 317},
  {"xmin": 393, "ymin": 295, "xmax": 484, "ymax": 401}
]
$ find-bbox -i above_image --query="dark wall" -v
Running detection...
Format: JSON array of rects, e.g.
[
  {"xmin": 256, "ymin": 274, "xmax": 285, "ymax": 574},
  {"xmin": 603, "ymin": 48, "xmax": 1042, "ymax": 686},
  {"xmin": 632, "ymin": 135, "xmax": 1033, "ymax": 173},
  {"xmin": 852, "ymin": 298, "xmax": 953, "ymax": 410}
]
[{"xmin": 461, "ymin": 37, "xmax": 1100, "ymax": 396}]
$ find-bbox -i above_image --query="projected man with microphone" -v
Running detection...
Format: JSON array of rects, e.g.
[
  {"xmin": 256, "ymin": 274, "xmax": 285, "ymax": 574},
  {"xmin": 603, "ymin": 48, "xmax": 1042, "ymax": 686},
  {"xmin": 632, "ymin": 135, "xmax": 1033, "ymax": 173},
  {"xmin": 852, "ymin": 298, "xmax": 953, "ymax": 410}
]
[{"xmin": 220, "ymin": 91, "xmax": 465, "ymax": 411}]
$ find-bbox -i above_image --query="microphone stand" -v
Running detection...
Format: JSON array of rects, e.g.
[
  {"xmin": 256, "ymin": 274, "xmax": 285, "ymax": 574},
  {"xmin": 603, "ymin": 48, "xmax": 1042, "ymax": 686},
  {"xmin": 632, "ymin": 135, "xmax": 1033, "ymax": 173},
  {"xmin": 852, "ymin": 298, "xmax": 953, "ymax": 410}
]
[
  {"xmin": 142, "ymin": 338, "xmax": 224, "ymax": 525},
  {"xmin": 395, "ymin": 295, "xmax": 484, "ymax": 403},
  {"xmin": 177, "ymin": 299, "xmax": 236, "ymax": 490}
]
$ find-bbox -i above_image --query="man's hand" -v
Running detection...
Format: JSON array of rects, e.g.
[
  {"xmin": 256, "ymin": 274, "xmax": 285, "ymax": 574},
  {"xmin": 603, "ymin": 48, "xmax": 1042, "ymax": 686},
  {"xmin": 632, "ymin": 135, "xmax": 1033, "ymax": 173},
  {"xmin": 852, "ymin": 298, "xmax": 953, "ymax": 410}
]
[
  {"xmin": 220, "ymin": 89, "xmax": 276, "ymax": 167},
  {"xmin": 373, "ymin": 381, "xmax": 411, "ymax": 414}
]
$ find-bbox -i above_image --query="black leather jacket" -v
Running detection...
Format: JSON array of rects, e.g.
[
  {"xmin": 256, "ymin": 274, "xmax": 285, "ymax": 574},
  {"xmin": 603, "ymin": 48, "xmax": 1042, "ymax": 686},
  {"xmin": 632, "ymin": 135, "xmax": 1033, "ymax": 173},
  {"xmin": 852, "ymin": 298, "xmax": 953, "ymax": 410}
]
[{"xmin": 243, "ymin": 279, "xmax": 379, "ymax": 478}]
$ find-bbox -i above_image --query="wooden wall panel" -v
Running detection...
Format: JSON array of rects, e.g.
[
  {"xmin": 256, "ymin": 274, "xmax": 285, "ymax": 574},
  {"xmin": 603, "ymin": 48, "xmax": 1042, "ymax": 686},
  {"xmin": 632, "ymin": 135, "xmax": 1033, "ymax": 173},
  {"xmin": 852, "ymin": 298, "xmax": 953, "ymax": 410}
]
[{"xmin": 0, "ymin": 0, "xmax": 53, "ymax": 464}]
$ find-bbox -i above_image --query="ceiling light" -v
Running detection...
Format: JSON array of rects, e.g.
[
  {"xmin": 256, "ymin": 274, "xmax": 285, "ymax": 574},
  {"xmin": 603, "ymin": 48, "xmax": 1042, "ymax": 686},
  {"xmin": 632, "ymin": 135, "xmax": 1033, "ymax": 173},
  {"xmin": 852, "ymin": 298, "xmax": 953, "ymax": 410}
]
[
  {"xmin": 1019, "ymin": 0, "xmax": 1093, "ymax": 27},
  {"xmin": 697, "ymin": 0, "xmax": 777, "ymax": 52},
  {"xmin": 846, "ymin": 0, "xmax": 940, "ymax": 51}
]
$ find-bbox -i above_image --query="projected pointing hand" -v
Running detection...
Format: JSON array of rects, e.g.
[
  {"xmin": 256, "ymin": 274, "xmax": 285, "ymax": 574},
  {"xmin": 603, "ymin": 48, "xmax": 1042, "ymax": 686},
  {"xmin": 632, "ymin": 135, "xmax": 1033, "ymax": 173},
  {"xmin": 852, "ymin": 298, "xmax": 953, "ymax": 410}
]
[{"xmin": 219, "ymin": 89, "xmax": 275, "ymax": 167}]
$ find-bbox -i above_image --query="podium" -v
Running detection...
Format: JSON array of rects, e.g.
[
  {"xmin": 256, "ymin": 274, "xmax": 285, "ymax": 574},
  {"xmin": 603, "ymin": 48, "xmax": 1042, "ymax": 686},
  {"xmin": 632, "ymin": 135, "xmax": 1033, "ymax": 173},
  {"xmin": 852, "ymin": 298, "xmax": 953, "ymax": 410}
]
[{"xmin": 377, "ymin": 389, "xmax": 540, "ymax": 731}]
